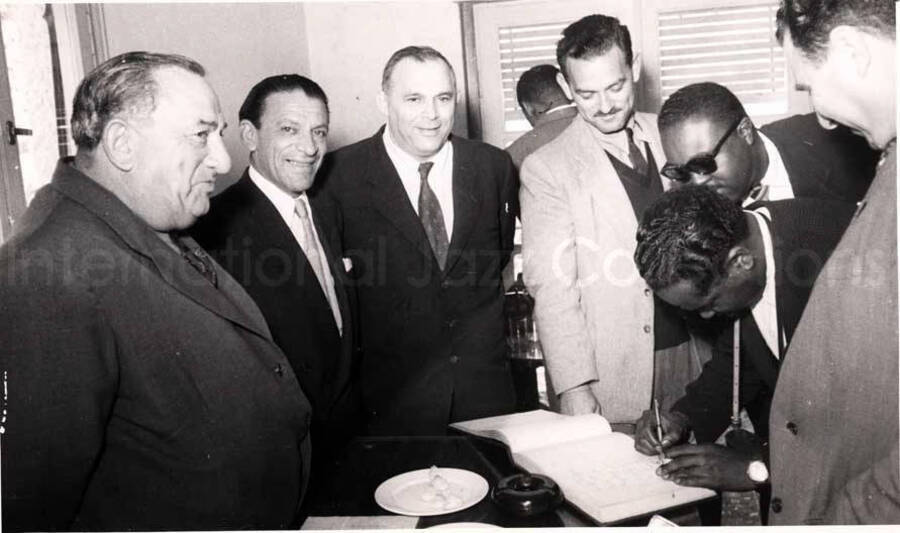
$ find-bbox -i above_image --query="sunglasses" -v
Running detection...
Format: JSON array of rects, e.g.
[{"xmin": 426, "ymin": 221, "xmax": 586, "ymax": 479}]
[{"xmin": 660, "ymin": 116, "xmax": 744, "ymax": 183}]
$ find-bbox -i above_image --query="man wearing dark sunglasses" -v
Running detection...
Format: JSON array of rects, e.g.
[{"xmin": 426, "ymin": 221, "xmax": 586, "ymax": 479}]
[{"xmin": 657, "ymin": 82, "xmax": 877, "ymax": 206}]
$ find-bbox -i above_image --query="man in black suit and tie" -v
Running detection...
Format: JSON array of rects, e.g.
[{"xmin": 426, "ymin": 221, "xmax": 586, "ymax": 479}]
[
  {"xmin": 191, "ymin": 75, "xmax": 359, "ymax": 473},
  {"xmin": 319, "ymin": 46, "xmax": 518, "ymax": 436},
  {"xmin": 631, "ymin": 186, "xmax": 853, "ymax": 495}
]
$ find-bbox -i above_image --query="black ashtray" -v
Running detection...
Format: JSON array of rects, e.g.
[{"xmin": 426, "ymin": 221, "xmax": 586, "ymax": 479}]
[{"xmin": 491, "ymin": 473, "xmax": 564, "ymax": 517}]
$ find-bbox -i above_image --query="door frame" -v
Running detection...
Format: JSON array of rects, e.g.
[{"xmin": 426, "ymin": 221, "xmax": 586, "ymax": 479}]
[{"xmin": 0, "ymin": 20, "xmax": 27, "ymax": 244}]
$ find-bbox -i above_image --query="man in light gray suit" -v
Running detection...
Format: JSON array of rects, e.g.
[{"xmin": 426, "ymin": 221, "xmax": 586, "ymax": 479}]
[{"xmin": 520, "ymin": 14, "xmax": 704, "ymax": 421}]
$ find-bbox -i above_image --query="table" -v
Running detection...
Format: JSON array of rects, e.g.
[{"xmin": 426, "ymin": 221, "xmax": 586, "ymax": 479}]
[
  {"xmin": 301, "ymin": 434, "xmax": 709, "ymax": 529},
  {"xmin": 303, "ymin": 436, "xmax": 570, "ymax": 528}
]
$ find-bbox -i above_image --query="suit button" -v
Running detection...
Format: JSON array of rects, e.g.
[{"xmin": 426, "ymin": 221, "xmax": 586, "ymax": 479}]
[
  {"xmin": 447, "ymin": 319, "xmax": 457, "ymax": 328},
  {"xmin": 786, "ymin": 421, "xmax": 798, "ymax": 435},
  {"xmin": 644, "ymin": 288, "xmax": 651, "ymax": 296},
  {"xmin": 441, "ymin": 280, "xmax": 451, "ymax": 289},
  {"xmin": 643, "ymin": 325, "xmax": 651, "ymax": 333},
  {"xmin": 771, "ymin": 497, "xmax": 783, "ymax": 513},
  {"xmin": 274, "ymin": 363, "xmax": 284, "ymax": 377},
  {"xmin": 449, "ymin": 355, "xmax": 459, "ymax": 364}
]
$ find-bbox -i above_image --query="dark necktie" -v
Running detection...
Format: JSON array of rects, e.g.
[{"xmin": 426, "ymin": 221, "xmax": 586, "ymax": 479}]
[
  {"xmin": 626, "ymin": 127, "xmax": 648, "ymax": 176},
  {"xmin": 417, "ymin": 161, "xmax": 449, "ymax": 270},
  {"xmin": 174, "ymin": 235, "xmax": 218, "ymax": 287}
]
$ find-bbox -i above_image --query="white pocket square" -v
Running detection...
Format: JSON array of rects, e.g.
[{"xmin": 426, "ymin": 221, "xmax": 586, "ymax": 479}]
[{"xmin": 342, "ymin": 257, "xmax": 353, "ymax": 272}]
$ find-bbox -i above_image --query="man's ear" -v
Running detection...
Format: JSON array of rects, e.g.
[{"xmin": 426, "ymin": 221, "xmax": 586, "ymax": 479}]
[
  {"xmin": 376, "ymin": 90, "xmax": 389, "ymax": 117},
  {"xmin": 725, "ymin": 245, "xmax": 755, "ymax": 275},
  {"xmin": 737, "ymin": 116, "xmax": 755, "ymax": 145},
  {"xmin": 101, "ymin": 118, "xmax": 136, "ymax": 172},
  {"xmin": 631, "ymin": 52, "xmax": 642, "ymax": 83},
  {"xmin": 828, "ymin": 25, "xmax": 871, "ymax": 80},
  {"xmin": 239, "ymin": 119, "xmax": 258, "ymax": 152},
  {"xmin": 556, "ymin": 71, "xmax": 573, "ymax": 101}
]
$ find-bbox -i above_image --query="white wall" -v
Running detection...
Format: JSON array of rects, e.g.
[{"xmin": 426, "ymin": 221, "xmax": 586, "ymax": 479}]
[
  {"xmin": 102, "ymin": 3, "xmax": 311, "ymax": 188},
  {"xmin": 305, "ymin": 1, "xmax": 468, "ymax": 150}
]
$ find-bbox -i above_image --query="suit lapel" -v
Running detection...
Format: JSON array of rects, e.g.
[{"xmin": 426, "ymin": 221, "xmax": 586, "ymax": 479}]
[
  {"xmin": 154, "ymin": 233, "xmax": 274, "ymax": 341},
  {"xmin": 309, "ymin": 194, "xmax": 351, "ymax": 330},
  {"xmin": 243, "ymin": 175, "xmax": 345, "ymax": 335},
  {"xmin": 52, "ymin": 165, "xmax": 273, "ymax": 340},
  {"xmin": 365, "ymin": 133, "xmax": 440, "ymax": 265},
  {"xmin": 445, "ymin": 138, "xmax": 481, "ymax": 275},
  {"xmin": 570, "ymin": 119, "xmax": 639, "ymax": 246}
]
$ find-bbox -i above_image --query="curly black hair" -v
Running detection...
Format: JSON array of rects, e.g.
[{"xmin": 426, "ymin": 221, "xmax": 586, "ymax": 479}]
[{"xmin": 634, "ymin": 186, "xmax": 748, "ymax": 294}]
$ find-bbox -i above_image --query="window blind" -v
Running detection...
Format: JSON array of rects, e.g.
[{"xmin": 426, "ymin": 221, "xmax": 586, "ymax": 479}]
[
  {"xmin": 658, "ymin": 3, "xmax": 787, "ymax": 117},
  {"xmin": 498, "ymin": 22, "xmax": 567, "ymax": 139}
]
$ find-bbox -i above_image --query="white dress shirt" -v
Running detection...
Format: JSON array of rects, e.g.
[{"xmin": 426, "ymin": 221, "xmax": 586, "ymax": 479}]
[
  {"xmin": 747, "ymin": 206, "xmax": 782, "ymax": 359},
  {"xmin": 382, "ymin": 128, "xmax": 455, "ymax": 240},
  {"xmin": 247, "ymin": 165, "xmax": 342, "ymax": 334},
  {"xmin": 743, "ymin": 132, "xmax": 795, "ymax": 206}
]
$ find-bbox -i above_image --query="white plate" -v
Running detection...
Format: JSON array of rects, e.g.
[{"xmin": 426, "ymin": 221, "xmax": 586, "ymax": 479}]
[{"xmin": 374, "ymin": 467, "xmax": 489, "ymax": 516}]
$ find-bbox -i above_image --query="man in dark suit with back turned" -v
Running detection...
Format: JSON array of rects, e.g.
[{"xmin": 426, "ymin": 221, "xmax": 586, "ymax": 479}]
[
  {"xmin": 320, "ymin": 45, "xmax": 518, "ymax": 436},
  {"xmin": 632, "ymin": 187, "xmax": 852, "ymax": 508},
  {"xmin": 1, "ymin": 52, "xmax": 312, "ymax": 531},
  {"xmin": 191, "ymin": 75, "xmax": 360, "ymax": 471},
  {"xmin": 506, "ymin": 64, "xmax": 577, "ymax": 170}
]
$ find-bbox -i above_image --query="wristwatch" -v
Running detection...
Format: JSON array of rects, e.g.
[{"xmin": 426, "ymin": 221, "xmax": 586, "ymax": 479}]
[{"xmin": 747, "ymin": 460, "xmax": 769, "ymax": 483}]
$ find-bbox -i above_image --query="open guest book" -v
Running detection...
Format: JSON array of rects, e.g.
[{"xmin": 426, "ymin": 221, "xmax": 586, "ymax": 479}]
[{"xmin": 450, "ymin": 409, "xmax": 715, "ymax": 525}]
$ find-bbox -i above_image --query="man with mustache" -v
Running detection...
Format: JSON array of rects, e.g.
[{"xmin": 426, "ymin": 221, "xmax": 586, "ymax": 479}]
[
  {"xmin": 520, "ymin": 14, "xmax": 701, "ymax": 421},
  {"xmin": 191, "ymin": 75, "xmax": 360, "ymax": 498}
]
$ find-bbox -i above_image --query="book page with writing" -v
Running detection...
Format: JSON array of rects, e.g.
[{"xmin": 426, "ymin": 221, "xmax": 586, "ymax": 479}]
[
  {"xmin": 450, "ymin": 410, "xmax": 612, "ymax": 454},
  {"xmin": 513, "ymin": 433, "xmax": 713, "ymax": 524}
]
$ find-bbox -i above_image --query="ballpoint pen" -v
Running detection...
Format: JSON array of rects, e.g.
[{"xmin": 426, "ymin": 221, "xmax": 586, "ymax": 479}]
[{"xmin": 654, "ymin": 398, "xmax": 666, "ymax": 463}]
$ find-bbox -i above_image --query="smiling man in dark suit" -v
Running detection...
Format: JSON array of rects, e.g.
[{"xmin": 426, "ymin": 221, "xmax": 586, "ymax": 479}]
[
  {"xmin": 319, "ymin": 45, "xmax": 518, "ymax": 436},
  {"xmin": 191, "ymin": 75, "xmax": 360, "ymax": 476}
]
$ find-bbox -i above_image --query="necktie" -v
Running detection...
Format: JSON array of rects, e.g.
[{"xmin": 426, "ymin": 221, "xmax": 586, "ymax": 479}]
[
  {"xmin": 626, "ymin": 127, "xmax": 648, "ymax": 176},
  {"xmin": 294, "ymin": 198, "xmax": 343, "ymax": 333},
  {"xmin": 417, "ymin": 161, "xmax": 449, "ymax": 270},
  {"xmin": 174, "ymin": 235, "xmax": 218, "ymax": 287}
]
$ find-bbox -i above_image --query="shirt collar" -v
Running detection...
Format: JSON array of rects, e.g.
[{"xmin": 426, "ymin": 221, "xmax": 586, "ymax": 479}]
[
  {"xmin": 247, "ymin": 164, "xmax": 305, "ymax": 222},
  {"xmin": 534, "ymin": 104, "xmax": 576, "ymax": 127},
  {"xmin": 381, "ymin": 126, "xmax": 452, "ymax": 172},
  {"xmin": 747, "ymin": 207, "xmax": 780, "ymax": 358},
  {"xmin": 585, "ymin": 113, "xmax": 649, "ymax": 151}
]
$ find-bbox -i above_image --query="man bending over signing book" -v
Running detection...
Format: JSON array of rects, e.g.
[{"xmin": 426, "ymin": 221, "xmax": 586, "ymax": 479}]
[{"xmin": 630, "ymin": 186, "xmax": 852, "ymax": 502}]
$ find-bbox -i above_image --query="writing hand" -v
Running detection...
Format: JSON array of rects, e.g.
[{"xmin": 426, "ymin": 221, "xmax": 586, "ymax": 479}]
[
  {"xmin": 655, "ymin": 443, "xmax": 757, "ymax": 491},
  {"xmin": 634, "ymin": 409, "xmax": 689, "ymax": 456}
]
